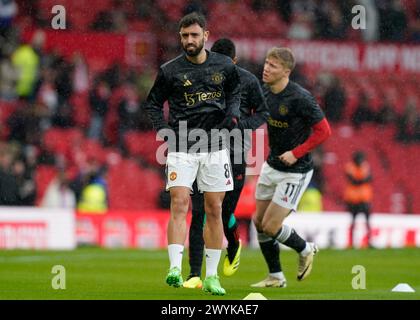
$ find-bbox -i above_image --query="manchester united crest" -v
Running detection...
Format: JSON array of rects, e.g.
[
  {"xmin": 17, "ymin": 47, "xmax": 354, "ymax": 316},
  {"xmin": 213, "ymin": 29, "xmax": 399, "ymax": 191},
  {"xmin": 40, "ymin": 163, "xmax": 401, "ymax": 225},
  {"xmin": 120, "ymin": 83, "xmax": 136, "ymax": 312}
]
[
  {"xmin": 169, "ymin": 172, "xmax": 177, "ymax": 181},
  {"xmin": 279, "ymin": 105, "xmax": 288, "ymax": 116},
  {"xmin": 211, "ymin": 72, "xmax": 224, "ymax": 85}
]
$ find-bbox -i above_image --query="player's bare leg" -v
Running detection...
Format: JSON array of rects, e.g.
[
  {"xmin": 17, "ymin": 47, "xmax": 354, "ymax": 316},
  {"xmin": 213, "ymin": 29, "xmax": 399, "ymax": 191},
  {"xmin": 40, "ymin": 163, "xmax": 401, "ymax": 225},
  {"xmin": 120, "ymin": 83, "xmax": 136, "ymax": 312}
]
[
  {"xmin": 254, "ymin": 199, "xmax": 271, "ymax": 230},
  {"xmin": 202, "ymin": 191, "xmax": 226, "ymax": 295},
  {"xmin": 166, "ymin": 186, "xmax": 190, "ymax": 287},
  {"xmin": 168, "ymin": 187, "xmax": 190, "ymax": 244},
  {"xmin": 260, "ymin": 201, "xmax": 290, "ymax": 235}
]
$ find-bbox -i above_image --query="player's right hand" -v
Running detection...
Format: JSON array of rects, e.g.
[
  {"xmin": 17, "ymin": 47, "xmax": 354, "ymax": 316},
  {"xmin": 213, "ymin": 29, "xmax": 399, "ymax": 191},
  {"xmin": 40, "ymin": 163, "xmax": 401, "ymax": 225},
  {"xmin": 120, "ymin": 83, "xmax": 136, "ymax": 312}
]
[{"xmin": 278, "ymin": 151, "xmax": 298, "ymax": 166}]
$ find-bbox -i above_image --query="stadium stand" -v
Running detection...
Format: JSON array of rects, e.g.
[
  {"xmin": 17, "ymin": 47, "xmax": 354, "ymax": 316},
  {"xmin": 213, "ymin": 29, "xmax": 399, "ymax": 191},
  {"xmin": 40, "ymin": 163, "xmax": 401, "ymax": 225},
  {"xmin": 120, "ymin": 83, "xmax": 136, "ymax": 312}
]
[{"xmin": 1, "ymin": 0, "xmax": 419, "ymax": 214}]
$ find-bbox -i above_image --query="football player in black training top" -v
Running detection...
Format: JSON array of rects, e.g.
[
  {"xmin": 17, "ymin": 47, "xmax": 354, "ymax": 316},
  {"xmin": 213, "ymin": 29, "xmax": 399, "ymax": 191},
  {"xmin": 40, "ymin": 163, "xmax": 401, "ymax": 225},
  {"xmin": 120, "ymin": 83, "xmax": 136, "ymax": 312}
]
[
  {"xmin": 252, "ymin": 47, "xmax": 331, "ymax": 288},
  {"xmin": 183, "ymin": 38, "xmax": 269, "ymax": 289},
  {"xmin": 144, "ymin": 13, "xmax": 241, "ymax": 296}
]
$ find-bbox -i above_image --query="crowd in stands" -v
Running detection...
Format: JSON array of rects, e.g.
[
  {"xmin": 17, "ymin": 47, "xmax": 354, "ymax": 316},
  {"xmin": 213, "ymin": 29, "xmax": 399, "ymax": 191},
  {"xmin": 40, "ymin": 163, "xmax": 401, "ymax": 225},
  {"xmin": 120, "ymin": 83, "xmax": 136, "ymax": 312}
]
[
  {"xmin": 0, "ymin": 1, "xmax": 158, "ymax": 209},
  {"xmin": 312, "ymin": 71, "xmax": 420, "ymax": 143},
  {"xmin": 10, "ymin": 0, "xmax": 420, "ymax": 65},
  {"xmin": 0, "ymin": 0, "xmax": 419, "ymax": 213}
]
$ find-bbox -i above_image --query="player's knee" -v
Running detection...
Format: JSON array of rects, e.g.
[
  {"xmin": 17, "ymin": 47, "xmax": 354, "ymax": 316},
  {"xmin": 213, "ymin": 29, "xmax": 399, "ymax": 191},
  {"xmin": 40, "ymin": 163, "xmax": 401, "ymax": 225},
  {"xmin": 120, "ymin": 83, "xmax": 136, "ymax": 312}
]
[
  {"xmin": 171, "ymin": 195, "xmax": 189, "ymax": 212},
  {"xmin": 204, "ymin": 201, "xmax": 222, "ymax": 217},
  {"xmin": 261, "ymin": 221, "xmax": 278, "ymax": 237}
]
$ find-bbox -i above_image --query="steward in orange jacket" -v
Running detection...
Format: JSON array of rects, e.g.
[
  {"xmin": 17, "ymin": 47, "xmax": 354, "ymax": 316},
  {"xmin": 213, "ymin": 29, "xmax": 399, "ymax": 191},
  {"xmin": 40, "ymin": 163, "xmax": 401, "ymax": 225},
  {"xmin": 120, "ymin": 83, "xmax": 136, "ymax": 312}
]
[{"xmin": 344, "ymin": 151, "xmax": 373, "ymax": 248}]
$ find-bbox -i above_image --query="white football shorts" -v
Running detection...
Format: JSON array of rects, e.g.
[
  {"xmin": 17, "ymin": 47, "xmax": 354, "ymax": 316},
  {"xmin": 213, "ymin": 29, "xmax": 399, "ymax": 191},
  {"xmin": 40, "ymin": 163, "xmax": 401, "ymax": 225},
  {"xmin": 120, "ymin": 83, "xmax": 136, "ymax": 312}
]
[
  {"xmin": 255, "ymin": 161, "xmax": 313, "ymax": 210},
  {"xmin": 166, "ymin": 149, "xmax": 234, "ymax": 193}
]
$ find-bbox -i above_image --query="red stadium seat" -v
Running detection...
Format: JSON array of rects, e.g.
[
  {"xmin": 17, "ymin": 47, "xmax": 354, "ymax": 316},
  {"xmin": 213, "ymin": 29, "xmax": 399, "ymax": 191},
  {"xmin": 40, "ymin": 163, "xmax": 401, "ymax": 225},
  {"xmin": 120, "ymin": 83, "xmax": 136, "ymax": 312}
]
[
  {"xmin": 70, "ymin": 93, "xmax": 90, "ymax": 128},
  {"xmin": 82, "ymin": 139, "xmax": 107, "ymax": 164},
  {"xmin": 0, "ymin": 100, "xmax": 20, "ymax": 139},
  {"xmin": 107, "ymin": 159, "xmax": 163, "ymax": 210},
  {"xmin": 124, "ymin": 131, "xmax": 166, "ymax": 167},
  {"xmin": 42, "ymin": 127, "xmax": 84, "ymax": 156}
]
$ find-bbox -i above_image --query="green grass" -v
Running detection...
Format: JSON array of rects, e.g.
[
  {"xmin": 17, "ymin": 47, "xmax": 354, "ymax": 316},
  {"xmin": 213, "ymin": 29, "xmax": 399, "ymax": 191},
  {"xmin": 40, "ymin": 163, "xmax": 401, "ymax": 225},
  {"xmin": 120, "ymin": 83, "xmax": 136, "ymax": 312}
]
[{"xmin": 0, "ymin": 248, "xmax": 419, "ymax": 300}]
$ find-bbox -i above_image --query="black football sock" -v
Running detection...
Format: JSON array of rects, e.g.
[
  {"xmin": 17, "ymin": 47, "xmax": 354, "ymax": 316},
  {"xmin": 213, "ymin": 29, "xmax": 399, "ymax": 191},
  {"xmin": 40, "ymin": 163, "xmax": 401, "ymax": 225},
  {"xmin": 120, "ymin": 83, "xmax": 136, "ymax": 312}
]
[
  {"xmin": 223, "ymin": 213, "xmax": 240, "ymax": 262},
  {"xmin": 258, "ymin": 232, "xmax": 282, "ymax": 273},
  {"xmin": 275, "ymin": 225, "xmax": 306, "ymax": 253},
  {"xmin": 188, "ymin": 210, "xmax": 205, "ymax": 277}
]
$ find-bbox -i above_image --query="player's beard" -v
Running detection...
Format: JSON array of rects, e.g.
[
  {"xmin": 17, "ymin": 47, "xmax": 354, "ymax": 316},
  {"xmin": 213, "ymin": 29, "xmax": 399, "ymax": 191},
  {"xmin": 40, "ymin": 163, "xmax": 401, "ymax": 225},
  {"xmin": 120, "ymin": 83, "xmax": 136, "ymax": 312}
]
[{"xmin": 183, "ymin": 39, "xmax": 205, "ymax": 57}]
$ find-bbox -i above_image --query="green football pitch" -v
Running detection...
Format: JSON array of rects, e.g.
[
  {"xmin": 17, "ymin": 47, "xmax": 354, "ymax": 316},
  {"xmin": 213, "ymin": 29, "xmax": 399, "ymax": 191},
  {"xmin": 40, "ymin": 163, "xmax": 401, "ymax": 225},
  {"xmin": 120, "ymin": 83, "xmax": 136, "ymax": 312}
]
[{"xmin": 0, "ymin": 247, "xmax": 419, "ymax": 300}]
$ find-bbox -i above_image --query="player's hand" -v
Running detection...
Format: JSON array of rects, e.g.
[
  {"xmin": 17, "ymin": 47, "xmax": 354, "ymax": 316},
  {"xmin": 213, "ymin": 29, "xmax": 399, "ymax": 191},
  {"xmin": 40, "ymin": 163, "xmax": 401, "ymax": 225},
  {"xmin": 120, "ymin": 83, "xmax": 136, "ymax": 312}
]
[
  {"xmin": 279, "ymin": 151, "xmax": 298, "ymax": 166},
  {"xmin": 217, "ymin": 116, "xmax": 238, "ymax": 130}
]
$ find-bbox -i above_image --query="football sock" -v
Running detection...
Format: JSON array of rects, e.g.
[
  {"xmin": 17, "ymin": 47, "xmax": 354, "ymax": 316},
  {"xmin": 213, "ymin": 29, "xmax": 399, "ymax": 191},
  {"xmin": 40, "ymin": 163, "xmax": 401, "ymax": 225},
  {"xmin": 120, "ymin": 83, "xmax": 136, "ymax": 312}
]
[
  {"xmin": 168, "ymin": 244, "xmax": 184, "ymax": 270},
  {"xmin": 300, "ymin": 242, "xmax": 313, "ymax": 257},
  {"xmin": 275, "ymin": 225, "xmax": 306, "ymax": 253},
  {"xmin": 258, "ymin": 232, "xmax": 282, "ymax": 273},
  {"xmin": 224, "ymin": 214, "xmax": 240, "ymax": 245},
  {"xmin": 223, "ymin": 214, "xmax": 240, "ymax": 261},
  {"xmin": 205, "ymin": 248, "xmax": 221, "ymax": 277},
  {"xmin": 188, "ymin": 210, "xmax": 205, "ymax": 277},
  {"xmin": 269, "ymin": 271, "xmax": 285, "ymax": 280}
]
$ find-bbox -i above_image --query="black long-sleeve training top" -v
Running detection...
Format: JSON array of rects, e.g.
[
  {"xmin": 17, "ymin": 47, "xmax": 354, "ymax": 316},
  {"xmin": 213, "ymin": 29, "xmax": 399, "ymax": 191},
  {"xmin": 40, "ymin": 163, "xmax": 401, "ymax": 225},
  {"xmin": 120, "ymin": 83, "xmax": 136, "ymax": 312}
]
[
  {"xmin": 230, "ymin": 66, "xmax": 269, "ymax": 157},
  {"xmin": 144, "ymin": 50, "xmax": 241, "ymax": 153}
]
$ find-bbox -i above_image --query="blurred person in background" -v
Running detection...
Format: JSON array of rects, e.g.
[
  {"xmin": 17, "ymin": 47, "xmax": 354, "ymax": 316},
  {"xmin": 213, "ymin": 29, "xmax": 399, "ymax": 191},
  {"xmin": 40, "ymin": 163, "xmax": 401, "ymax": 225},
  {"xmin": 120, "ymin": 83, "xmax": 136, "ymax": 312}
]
[
  {"xmin": 71, "ymin": 158, "xmax": 108, "ymax": 214},
  {"xmin": 358, "ymin": 0, "xmax": 379, "ymax": 41},
  {"xmin": 314, "ymin": 0, "xmax": 348, "ymax": 39},
  {"xmin": 322, "ymin": 75, "xmax": 346, "ymax": 123},
  {"xmin": 53, "ymin": 55, "xmax": 74, "ymax": 105},
  {"xmin": 377, "ymin": 0, "xmax": 408, "ymax": 42},
  {"xmin": 376, "ymin": 93, "xmax": 397, "ymax": 127},
  {"xmin": 117, "ymin": 82, "xmax": 152, "ymax": 151},
  {"xmin": 7, "ymin": 103, "xmax": 43, "ymax": 146},
  {"xmin": 407, "ymin": 1, "xmax": 420, "ymax": 43},
  {"xmin": 287, "ymin": 12, "xmax": 313, "ymax": 40},
  {"xmin": 0, "ymin": 45, "xmax": 18, "ymax": 100},
  {"xmin": 0, "ymin": 144, "xmax": 20, "ymax": 205},
  {"xmin": 183, "ymin": 0, "xmax": 208, "ymax": 17},
  {"xmin": 37, "ymin": 66, "xmax": 58, "ymax": 128},
  {"xmin": 101, "ymin": 62, "xmax": 123, "ymax": 90},
  {"xmin": 11, "ymin": 30, "xmax": 44, "ymax": 101},
  {"xmin": 88, "ymin": 79, "xmax": 111, "ymax": 142},
  {"xmin": 41, "ymin": 168, "xmax": 76, "ymax": 209},
  {"xmin": 344, "ymin": 151, "xmax": 373, "ymax": 249},
  {"xmin": 136, "ymin": 68, "xmax": 156, "ymax": 98},
  {"xmin": 72, "ymin": 53, "xmax": 89, "ymax": 94},
  {"xmin": 13, "ymin": 157, "xmax": 36, "ymax": 206},
  {"xmin": 297, "ymin": 181, "xmax": 323, "ymax": 212},
  {"xmin": 0, "ymin": 0, "xmax": 17, "ymax": 38},
  {"xmin": 110, "ymin": 0, "xmax": 128, "ymax": 33},
  {"xmin": 90, "ymin": 10, "xmax": 113, "ymax": 32},
  {"xmin": 352, "ymin": 91, "xmax": 376, "ymax": 129},
  {"xmin": 396, "ymin": 97, "xmax": 420, "ymax": 143},
  {"xmin": 51, "ymin": 100, "xmax": 75, "ymax": 128}
]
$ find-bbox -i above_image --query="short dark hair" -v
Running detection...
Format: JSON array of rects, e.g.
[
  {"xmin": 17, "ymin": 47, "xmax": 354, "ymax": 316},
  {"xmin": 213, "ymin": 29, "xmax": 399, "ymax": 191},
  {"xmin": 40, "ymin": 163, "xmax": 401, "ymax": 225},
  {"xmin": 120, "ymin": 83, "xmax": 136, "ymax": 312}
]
[
  {"xmin": 211, "ymin": 38, "xmax": 236, "ymax": 60},
  {"xmin": 178, "ymin": 12, "xmax": 206, "ymax": 30}
]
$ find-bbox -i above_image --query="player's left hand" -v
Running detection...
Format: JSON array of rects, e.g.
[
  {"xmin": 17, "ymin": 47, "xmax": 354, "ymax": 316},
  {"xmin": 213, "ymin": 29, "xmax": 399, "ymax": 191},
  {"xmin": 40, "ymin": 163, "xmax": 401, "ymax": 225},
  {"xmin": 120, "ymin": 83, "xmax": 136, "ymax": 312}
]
[
  {"xmin": 217, "ymin": 116, "xmax": 238, "ymax": 130},
  {"xmin": 279, "ymin": 151, "xmax": 297, "ymax": 166}
]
